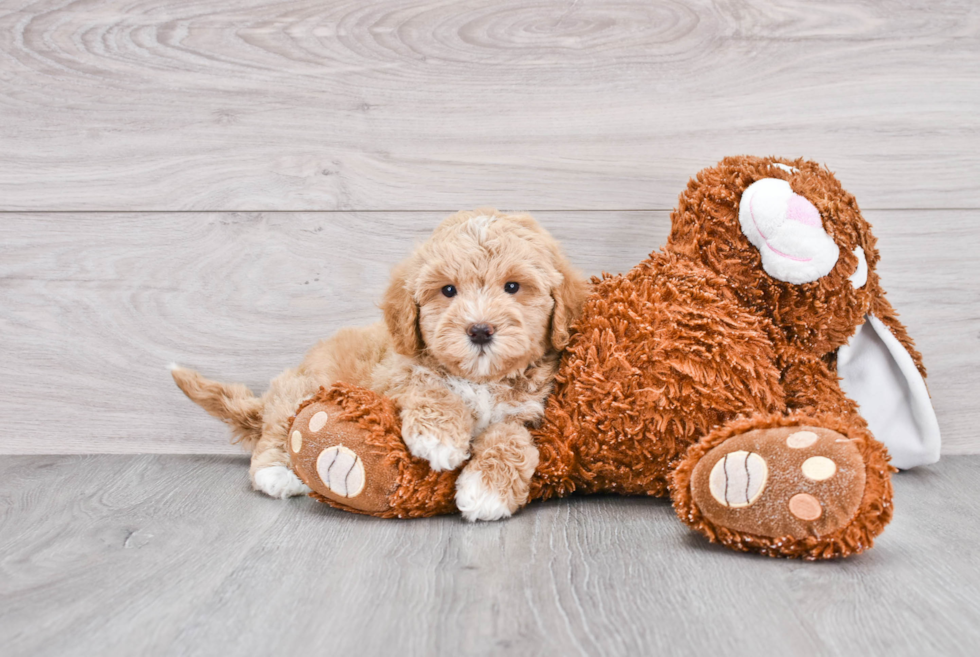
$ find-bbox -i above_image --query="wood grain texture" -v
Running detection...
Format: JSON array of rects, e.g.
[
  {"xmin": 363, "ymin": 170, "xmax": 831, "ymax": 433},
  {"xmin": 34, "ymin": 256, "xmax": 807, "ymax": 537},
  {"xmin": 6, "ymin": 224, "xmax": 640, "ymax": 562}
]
[
  {"xmin": 0, "ymin": 210, "xmax": 670, "ymax": 453},
  {"xmin": 0, "ymin": 209, "xmax": 976, "ymax": 454},
  {"xmin": 1, "ymin": 454, "xmax": 979, "ymax": 656},
  {"xmin": 0, "ymin": 0, "xmax": 978, "ymax": 212}
]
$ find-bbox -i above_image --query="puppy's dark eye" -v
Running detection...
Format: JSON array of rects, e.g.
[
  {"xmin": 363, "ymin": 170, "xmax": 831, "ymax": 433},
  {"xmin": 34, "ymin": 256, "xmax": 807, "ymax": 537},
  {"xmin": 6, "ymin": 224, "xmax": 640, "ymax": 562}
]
[
  {"xmin": 504, "ymin": 282, "xmax": 520, "ymax": 294},
  {"xmin": 441, "ymin": 285, "xmax": 457, "ymax": 298}
]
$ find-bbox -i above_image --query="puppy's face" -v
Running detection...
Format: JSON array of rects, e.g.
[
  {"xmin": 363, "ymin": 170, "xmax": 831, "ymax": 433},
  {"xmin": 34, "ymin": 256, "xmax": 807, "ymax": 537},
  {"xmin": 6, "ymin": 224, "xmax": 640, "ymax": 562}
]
[
  {"xmin": 416, "ymin": 220, "xmax": 555, "ymax": 380},
  {"xmin": 383, "ymin": 210, "xmax": 587, "ymax": 381}
]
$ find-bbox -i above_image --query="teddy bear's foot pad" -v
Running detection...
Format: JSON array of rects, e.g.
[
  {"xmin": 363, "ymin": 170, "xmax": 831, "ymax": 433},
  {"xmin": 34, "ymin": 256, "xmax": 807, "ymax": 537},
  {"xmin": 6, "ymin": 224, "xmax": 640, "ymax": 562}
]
[
  {"xmin": 690, "ymin": 426, "xmax": 866, "ymax": 539},
  {"xmin": 311, "ymin": 444, "xmax": 366, "ymax": 498},
  {"xmin": 289, "ymin": 399, "xmax": 399, "ymax": 514}
]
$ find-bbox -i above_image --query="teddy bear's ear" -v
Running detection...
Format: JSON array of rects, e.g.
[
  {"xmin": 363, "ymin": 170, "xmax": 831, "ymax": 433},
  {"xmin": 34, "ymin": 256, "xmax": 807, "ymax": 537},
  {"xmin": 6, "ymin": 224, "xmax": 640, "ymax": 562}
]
[
  {"xmin": 836, "ymin": 295, "xmax": 941, "ymax": 469},
  {"xmin": 381, "ymin": 259, "xmax": 424, "ymax": 358}
]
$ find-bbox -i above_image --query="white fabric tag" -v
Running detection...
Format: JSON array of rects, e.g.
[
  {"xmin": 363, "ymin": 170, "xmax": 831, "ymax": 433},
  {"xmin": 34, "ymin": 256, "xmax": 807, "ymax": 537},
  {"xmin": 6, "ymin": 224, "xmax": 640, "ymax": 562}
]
[{"xmin": 837, "ymin": 314, "xmax": 941, "ymax": 469}]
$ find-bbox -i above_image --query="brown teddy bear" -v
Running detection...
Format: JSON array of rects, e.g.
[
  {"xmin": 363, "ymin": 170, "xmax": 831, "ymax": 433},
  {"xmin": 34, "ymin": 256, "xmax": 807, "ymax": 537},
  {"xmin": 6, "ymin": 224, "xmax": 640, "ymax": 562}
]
[{"xmin": 287, "ymin": 156, "xmax": 941, "ymax": 560}]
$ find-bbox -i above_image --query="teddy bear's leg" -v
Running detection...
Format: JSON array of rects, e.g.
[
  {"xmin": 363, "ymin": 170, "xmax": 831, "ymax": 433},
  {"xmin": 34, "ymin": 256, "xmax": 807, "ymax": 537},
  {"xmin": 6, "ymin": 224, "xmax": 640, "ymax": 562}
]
[
  {"xmin": 288, "ymin": 383, "xmax": 460, "ymax": 518},
  {"xmin": 671, "ymin": 413, "xmax": 894, "ymax": 559}
]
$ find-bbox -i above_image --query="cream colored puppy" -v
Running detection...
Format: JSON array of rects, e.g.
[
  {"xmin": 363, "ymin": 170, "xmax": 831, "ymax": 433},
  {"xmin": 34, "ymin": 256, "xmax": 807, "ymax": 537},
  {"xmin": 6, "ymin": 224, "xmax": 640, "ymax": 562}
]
[{"xmin": 172, "ymin": 209, "xmax": 588, "ymax": 521}]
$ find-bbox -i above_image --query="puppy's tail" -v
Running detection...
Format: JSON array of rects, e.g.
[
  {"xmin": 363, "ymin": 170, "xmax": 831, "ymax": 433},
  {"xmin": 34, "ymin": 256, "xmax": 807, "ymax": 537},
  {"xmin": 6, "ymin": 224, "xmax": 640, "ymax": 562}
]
[{"xmin": 170, "ymin": 364, "xmax": 264, "ymax": 450}]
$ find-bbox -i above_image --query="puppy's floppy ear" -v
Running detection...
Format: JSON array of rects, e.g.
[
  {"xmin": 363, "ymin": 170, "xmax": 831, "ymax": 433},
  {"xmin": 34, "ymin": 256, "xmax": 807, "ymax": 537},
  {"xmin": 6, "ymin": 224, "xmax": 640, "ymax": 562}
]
[
  {"xmin": 381, "ymin": 259, "xmax": 423, "ymax": 357},
  {"xmin": 549, "ymin": 249, "xmax": 589, "ymax": 351}
]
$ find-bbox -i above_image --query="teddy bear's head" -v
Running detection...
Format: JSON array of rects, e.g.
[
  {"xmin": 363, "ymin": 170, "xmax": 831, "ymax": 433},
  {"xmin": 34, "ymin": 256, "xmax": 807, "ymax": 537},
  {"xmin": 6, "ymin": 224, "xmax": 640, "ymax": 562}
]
[
  {"xmin": 664, "ymin": 156, "xmax": 940, "ymax": 469},
  {"xmin": 665, "ymin": 155, "xmax": 886, "ymax": 356}
]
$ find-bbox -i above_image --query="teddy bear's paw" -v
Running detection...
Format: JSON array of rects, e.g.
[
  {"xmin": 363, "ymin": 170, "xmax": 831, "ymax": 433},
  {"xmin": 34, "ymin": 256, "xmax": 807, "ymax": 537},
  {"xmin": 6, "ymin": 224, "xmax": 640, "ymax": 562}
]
[
  {"xmin": 289, "ymin": 398, "xmax": 401, "ymax": 514},
  {"xmin": 688, "ymin": 426, "xmax": 867, "ymax": 541}
]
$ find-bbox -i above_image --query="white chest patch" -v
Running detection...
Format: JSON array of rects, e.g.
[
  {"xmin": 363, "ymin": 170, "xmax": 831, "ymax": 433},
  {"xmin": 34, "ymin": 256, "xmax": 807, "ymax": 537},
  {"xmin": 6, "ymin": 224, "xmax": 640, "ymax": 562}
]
[{"xmin": 444, "ymin": 376, "xmax": 543, "ymax": 436}]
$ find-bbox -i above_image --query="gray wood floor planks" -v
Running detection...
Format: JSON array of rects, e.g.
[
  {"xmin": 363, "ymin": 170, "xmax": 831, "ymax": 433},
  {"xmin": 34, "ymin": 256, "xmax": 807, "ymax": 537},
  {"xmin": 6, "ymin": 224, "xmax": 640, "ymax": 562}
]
[
  {"xmin": 1, "ymin": 209, "xmax": 977, "ymax": 454},
  {"xmin": 0, "ymin": 0, "xmax": 978, "ymax": 211},
  {"xmin": 1, "ymin": 454, "xmax": 979, "ymax": 656}
]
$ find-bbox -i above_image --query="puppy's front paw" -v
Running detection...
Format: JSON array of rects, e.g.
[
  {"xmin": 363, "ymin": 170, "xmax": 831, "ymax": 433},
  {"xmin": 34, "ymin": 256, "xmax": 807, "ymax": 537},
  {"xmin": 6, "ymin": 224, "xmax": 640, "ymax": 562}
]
[
  {"xmin": 455, "ymin": 467, "xmax": 514, "ymax": 522},
  {"xmin": 252, "ymin": 465, "xmax": 312, "ymax": 499},
  {"xmin": 403, "ymin": 430, "xmax": 469, "ymax": 471}
]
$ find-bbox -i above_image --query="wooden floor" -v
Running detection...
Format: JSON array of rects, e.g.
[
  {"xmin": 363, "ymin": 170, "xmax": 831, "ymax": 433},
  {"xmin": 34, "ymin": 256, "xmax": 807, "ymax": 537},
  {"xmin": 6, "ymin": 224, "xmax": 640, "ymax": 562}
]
[{"xmin": 2, "ymin": 454, "xmax": 979, "ymax": 657}]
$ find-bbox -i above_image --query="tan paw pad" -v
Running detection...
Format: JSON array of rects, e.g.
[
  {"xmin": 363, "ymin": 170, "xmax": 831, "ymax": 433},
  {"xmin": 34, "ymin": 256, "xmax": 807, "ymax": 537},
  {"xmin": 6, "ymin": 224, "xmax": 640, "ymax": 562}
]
[
  {"xmin": 801, "ymin": 456, "xmax": 837, "ymax": 481},
  {"xmin": 290, "ymin": 430, "xmax": 303, "ymax": 453},
  {"xmin": 315, "ymin": 445, "xmax": 365, "ymax": 498},
  {"xmin": 786, "ymin": 430, "xmax": 818, "ymax": 449},
  {"xmin": 708, "ymin": 451, "xmax": 768, "ymax": 508},
  {"xmin": 308, "ymin": 411, "xmax": 330, "ymax": 433},
  {"xmin": 789, "ymin": 493, "xmax": 823, "ymax": 521}
]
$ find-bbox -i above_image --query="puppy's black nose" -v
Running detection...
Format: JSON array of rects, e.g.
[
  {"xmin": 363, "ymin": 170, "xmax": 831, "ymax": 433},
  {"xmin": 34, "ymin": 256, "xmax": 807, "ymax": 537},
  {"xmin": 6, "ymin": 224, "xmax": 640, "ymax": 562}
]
[{"xmin": 467, "ymin": 323, "xmax": 494, "ymax": 345}]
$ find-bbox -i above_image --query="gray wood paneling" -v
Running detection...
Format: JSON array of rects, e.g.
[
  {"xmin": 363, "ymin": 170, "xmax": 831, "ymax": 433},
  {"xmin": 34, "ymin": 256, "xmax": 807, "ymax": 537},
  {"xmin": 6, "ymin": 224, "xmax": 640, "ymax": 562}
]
[
  {"xmin": 0, "ymin": 210, "xmax": 976, "ymax": 454},
  {"xmin": 1, "ymin": 0, "xmax": 978, "ymax": 212},
  {"xmin": 1, "ymin": 454, "xmax": 978, "ymax": 656},
  {"xmin": 0, "ymin": 210, "xmax": 669, "ymax": 453}
]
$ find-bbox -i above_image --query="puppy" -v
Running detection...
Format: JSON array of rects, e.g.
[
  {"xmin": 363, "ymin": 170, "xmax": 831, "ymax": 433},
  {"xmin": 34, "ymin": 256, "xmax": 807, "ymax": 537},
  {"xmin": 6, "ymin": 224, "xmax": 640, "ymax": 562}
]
[{"xmin": 172, "ymin": 209, "xmax": 588, "ymax": 521}]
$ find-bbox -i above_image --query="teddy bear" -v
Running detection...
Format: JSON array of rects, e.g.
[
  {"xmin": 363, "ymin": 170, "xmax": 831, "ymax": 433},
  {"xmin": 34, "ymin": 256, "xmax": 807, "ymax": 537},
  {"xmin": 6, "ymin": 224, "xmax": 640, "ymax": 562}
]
[{"xmin": 285, "ymin": 156, "xmax": 941, "ymax": 560}]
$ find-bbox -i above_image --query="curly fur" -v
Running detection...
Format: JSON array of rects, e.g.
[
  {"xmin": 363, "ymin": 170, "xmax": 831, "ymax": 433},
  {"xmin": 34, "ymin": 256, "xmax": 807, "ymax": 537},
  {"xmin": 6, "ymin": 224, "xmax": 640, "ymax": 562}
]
[{"xmin": 174, "ymin": 208, "xmax": 587, "ymax": 517}]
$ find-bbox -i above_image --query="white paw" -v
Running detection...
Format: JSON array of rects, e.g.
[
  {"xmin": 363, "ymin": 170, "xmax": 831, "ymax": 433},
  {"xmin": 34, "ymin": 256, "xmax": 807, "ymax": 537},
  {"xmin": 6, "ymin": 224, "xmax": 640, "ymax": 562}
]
[
  {"xmin": 252, "ymin": 465, "xmax": 311, "ymax": 499},
  {"xmin": 455, "ymin": 468, "xmax": 513, "ymax": 522},
  {"xmin": 403, "ymin": 431, "xmax": 469, "ymax": 471}
]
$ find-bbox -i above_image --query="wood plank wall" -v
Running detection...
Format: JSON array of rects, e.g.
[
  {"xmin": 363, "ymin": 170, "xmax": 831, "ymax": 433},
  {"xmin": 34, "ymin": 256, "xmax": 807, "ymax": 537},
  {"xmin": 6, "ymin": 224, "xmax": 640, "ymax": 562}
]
[{"xmin": 1, "ymin": 0, "xmax": 977, "ymax": 454}]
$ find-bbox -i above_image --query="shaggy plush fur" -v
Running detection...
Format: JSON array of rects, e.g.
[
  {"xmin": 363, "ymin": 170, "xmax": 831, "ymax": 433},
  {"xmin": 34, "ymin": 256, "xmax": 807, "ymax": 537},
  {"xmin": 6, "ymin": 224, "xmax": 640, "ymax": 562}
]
[
  {"xmin": 173, "ymin": 209, "xmax": 588, "ymax": 521},
  {"xmin": 287, "ymin": 156, "xmax": 928, "ymax": 560}
]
